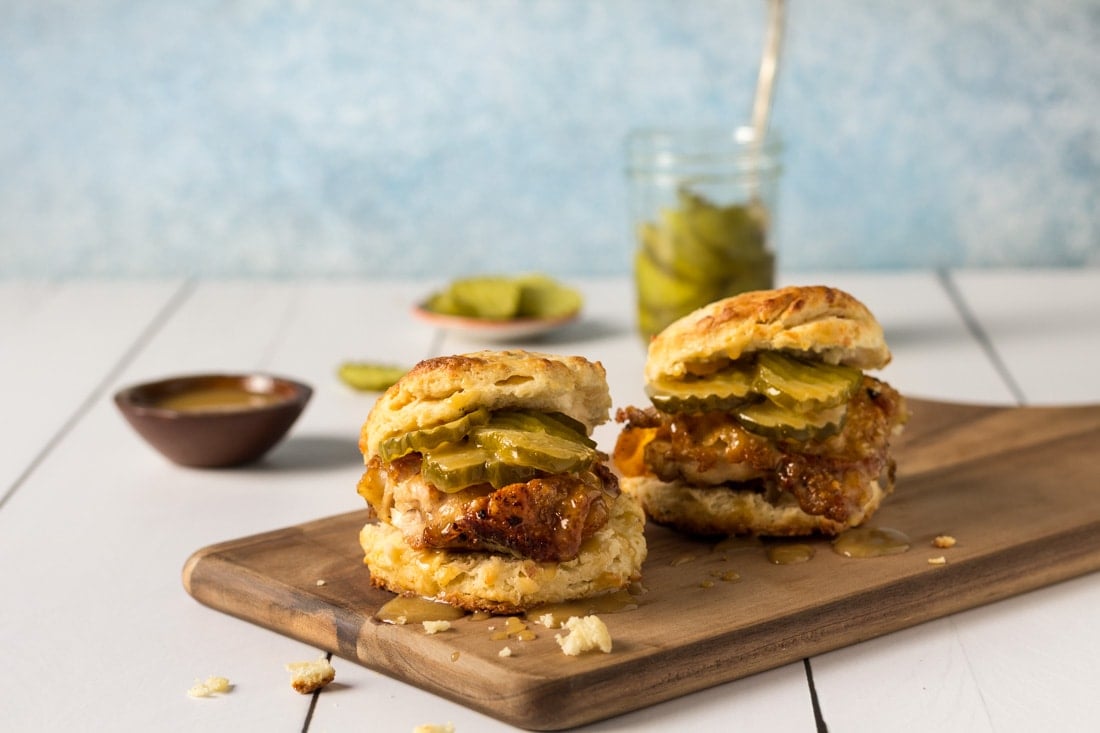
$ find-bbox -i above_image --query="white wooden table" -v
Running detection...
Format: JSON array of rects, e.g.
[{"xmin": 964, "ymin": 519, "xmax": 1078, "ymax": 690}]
[{"xmin": 2, "ymin": 270, "xmax": 1098, "ymax": 732}]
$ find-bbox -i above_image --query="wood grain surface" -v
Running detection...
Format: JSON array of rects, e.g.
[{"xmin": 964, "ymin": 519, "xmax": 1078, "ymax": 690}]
[{"xmin": 182, "ymin": 399, "xmax": 1100, "ymax": 730}]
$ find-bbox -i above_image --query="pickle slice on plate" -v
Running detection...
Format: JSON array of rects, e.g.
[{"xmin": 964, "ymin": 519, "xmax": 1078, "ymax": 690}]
[
  {"xmin": 514, "ymin": 274, "xmax": 583, "ymax": 319},
  {"xmin": 379, "ymin": 408, "xmax": 491, "ymax": 462},
  {"xmin": 424, "ymin": 274, "xmax": 583, "ymax": 321},
  {"xmin": 424, "ymin": 290, "xmax": 464, "ymax": 316},
  {"xmin": 736, "ymin": 401, "xmax": 847, "ymax": 441},
  {"xmin": 647, "ymin": 365, "xmax": 756, "ymax": 413},
  {"xmin": 753, "ymin": 352, "xmax": 862, "ymax": 412},
  {"xmin": 449, "ymin": 277, "xmax": 522, "ymax": 320}
]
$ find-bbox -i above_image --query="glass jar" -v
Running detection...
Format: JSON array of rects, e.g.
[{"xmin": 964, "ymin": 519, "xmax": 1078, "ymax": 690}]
[{"xmin": 626, "ymin": 126, "xmax": 782, "ymax": 340}]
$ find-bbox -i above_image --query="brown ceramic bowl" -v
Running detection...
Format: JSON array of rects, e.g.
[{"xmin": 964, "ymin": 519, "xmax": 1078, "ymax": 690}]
[{"xmin": 114, "ymin": 373, "xmax": 312, "ymax": 468}]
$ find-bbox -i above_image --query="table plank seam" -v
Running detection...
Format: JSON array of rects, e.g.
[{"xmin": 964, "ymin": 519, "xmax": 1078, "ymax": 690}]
[
  {"xmin": 938, "ymin": 269, "xmax": 1026, "ymax": 406},
  {"xmin": 0, "ymin": 279, "xmax": 195, "ymax": 513},
  {"xmin": 803, "ymin": 658, "xmax": 828, "ymax": 733}
]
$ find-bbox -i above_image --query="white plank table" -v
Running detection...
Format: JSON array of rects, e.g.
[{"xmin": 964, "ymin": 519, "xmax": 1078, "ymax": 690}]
[{"xmin": 1, "ymin": 270, "xmax": 1097, "ymax": 732}]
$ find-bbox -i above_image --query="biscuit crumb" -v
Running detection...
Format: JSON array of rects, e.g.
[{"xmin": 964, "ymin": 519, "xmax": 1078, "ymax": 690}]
[
  {"xmin": 187, "ymin": 675, "xmax": 231, "ymax": 698},
  {"xmin": 285, "ymin": 657, "xmax": 335, "ymax": 694},
  {"xmin": 932, "ymin": 535, "xmax": 957, "ymax": 549},
  {"xmin": 316, "ymin": 579, "xmax": 327, "ymax": 586},
  {"xmin": 555, "ymin": 615, "xmax": 612, "ymax": 656},
  {"xmin": 928, "ymin": 556, "xmax": 947, "ymax": 566},
  {"xmin": 498, "ymin": 646, "xmax": 513, "ymax": 658},
  {"xmin": 413, "ymin": 724, "xmax": 455, "ymax": 733},
  {"xmin": 536, "ymin": 613, "xmax": 555, "ymax": 628},
  {"xmin": 422, "ymin": 620, "xmax": 452, "ymax": 635}
]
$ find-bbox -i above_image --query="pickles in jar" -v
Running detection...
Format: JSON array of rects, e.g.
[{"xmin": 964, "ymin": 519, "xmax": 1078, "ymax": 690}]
[{"xmin": 635, "ymin": 188, "xmax": 773, "ymax": 340}]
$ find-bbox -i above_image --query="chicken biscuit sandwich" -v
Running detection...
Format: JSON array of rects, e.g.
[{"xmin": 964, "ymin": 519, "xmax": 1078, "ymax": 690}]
[
  {"xmin": 614, "ymin": 285, "xmax": 908, "ymax": 536},
  {"xmin": 357, "ymin": 350, "xmax": 646, "ymax": 613}
]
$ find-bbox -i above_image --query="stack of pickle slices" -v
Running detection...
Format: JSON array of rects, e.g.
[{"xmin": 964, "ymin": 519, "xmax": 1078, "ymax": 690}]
[
  {"xmin": 380, "ymin": 409, "xmax": 598, "ymax": 492},
  {"xmin": 424, "ymin": 274, "xmax": 582, "ymax": 321},
  {"xmin": 636, "ymin": 189, "xmax": 773, "ymax": 339},
  {"xmin": 647, "ymin": 352, "xmax": 862, "ymax": 441}
]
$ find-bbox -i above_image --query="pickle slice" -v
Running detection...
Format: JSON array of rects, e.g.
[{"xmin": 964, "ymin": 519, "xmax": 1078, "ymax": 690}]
[
  {"xmin": 536, "ymin": 411, "xmax": 597, "ymax": 448},
  {"xmin": 647, "ymin": 364, "xmax": 756, "ymax": 413},
  {"xmin": 753, "ymin": 352, "xmax": 862, "ymax": 412},
  {"xmin": 635, "ymin": 246, "xmax": 721, "ymax": 311},
  {"xmin": 425, "ymin": 274, "xmax": 583, "ymax": 321},
  {"xmin": 379, "ymin": 408, "xmax": 491, "ymax": 462},
  {"xmin": 515, "ymin": 274, "xmax": 583, "ymax": 319},
  {"xmin": 449, "ymin": 277, "xmax": 522, "ymax": 320},
  {"xmin": 642, "ymin": 213, "xmax": 726, "ymax": 284},
  {"xmin": 736, "ymin": 401, "xmax": 847, "ymax": 441},
  {"xmin": 424, "ymin": 290, "xmax": 464, "ymax": 316},
  {"xmin": 487, "ymin": 410, "xmax": 596, "ymax": 448},
  {"xmin": 471, "ymin": 426, "xmax": 597, "ymax": 474},
  {"xmin": 338, "ymin": 362, "xmax": 408, "ymax": 392},
  {"xmin": 421, "ymin": 443, "xmax": 541, "ymax": 492},
  {"xmin": 679, "ymin": 190, "xmax": 768, "ymax": 261},
  {"xmin": 414, "ymin": 409, "xmax": 597, "ymax": 491}
]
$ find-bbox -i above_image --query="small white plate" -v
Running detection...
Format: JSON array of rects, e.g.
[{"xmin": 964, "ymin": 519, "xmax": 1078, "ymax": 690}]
[{"xmin": 411, "ymin": 304, "xmax": 581, "ymax": 342}]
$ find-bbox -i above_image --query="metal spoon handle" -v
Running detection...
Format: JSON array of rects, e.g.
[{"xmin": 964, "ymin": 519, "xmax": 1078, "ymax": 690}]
[{"xmin": 751, "ymin": 0, "xmax": 786, "ymax": 142}]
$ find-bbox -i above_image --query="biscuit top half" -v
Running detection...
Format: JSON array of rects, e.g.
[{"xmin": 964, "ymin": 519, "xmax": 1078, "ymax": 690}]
[
  {"xmin": 645, "ymin": 285, "xmax": 892, "ymax": 383},
  {"xmin": 361, "ymin": 350, "xmax": 611, "ymax": 459}
]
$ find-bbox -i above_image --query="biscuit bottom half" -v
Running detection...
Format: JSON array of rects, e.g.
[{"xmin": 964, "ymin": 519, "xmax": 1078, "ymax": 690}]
[
  {"xmin": 359, "ymin": 491, "xmax": 647, "ymax": 614},
  {"xmin": 621, "ymin": 475, "xmax": 890, "ymax": 537}
]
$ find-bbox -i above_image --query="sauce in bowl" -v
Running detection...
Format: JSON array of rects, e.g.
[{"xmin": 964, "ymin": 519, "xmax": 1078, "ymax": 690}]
[
  {"xmin": 155, "ymin": 388, "xmax": 285, "ymax": 412},
  {"xmin": 114, "ymin": 373, "xmax": 312, "ymax": 467}
]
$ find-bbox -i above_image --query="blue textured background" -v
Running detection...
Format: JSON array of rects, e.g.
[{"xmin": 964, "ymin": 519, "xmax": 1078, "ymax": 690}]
[{"xmin": 1, "ymin": 1, "xmax": 1097, "ymax": 278}]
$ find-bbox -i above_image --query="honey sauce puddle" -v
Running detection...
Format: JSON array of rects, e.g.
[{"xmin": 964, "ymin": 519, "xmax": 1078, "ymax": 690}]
[
  {"xmin": 375, "ymin": 596, "xmax": 467, "ymax": 625},
  {"xmin": 524, "ymin": 588, "xmax": 640, "ymax": 628},
  {"xmin": 375, "ymin": 586, "xmax": 642, "ymax": 630},
  {"xmin": 765, "ymin": 542, "xmax": 816, "ymax": 565},
  {"xmin": 832, "ymin": 527, "xmax": 912, "ymax": 558}
]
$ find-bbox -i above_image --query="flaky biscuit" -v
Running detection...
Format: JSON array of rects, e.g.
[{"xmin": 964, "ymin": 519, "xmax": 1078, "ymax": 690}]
[
  {"xmin": 359, "ymin": 491, "xmax": 647, "ymax": 614},
  {"xmin": 620, "ymin": 474, "xmax": 890, "ymax": 537},
  {"xmin": 645, "ymin": 286, "xmax": 891, "ymax": 383},
  {"xmin": 360, "ymin": 350, "xmax": 612, "ymax": 459}
]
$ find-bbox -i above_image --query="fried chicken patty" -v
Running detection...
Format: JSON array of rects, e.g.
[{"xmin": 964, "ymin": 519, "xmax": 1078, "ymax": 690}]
[
  {"xmin": 357, "ymin": 454, "xmax": 619, "ymax": 562},
  {"xmin": 614, "ymin": 376, "xmax": 907, "ymax": 525}
]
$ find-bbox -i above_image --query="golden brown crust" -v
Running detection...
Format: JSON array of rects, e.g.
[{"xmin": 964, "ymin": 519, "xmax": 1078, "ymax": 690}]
[
  {"xmin": 620, "ymin": 474, "xmax": 890, "ymax": 537},
  {"xmin": 645, "ymin": 285, "xmax": 891, "ymax": 383},
  {"xmin": 361, "ymin": 350, "xmax": 612, "ymax": 458},
  {"xmin": 359, "ymin": 491, "xmax": 647, "ymax": 614}
]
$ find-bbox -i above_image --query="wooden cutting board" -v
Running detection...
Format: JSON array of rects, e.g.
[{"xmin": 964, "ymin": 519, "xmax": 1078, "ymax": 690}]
[{"xmin": 183, "ymin": 399, "xmax": 1100, "ymax": 730}]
